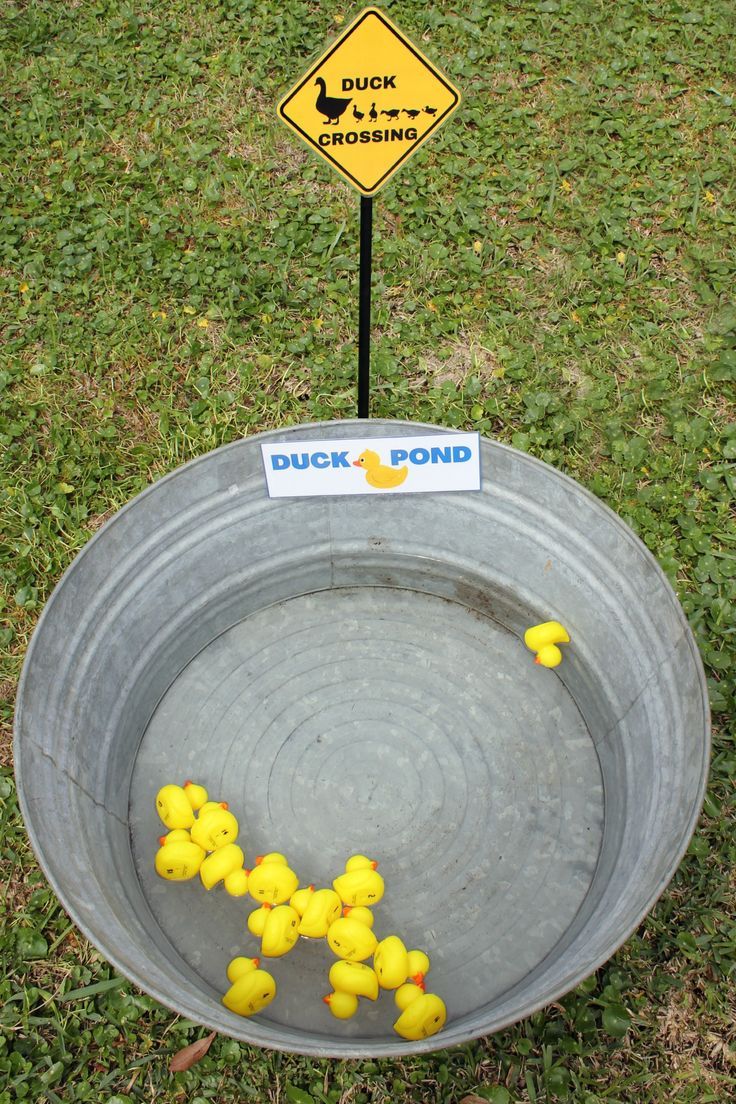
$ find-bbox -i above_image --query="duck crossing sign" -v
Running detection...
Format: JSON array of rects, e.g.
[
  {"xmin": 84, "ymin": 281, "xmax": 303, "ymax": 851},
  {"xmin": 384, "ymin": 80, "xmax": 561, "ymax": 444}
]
[{"xmin": 277, "ymin": 7, "xmax": 461, "ymax": 196}]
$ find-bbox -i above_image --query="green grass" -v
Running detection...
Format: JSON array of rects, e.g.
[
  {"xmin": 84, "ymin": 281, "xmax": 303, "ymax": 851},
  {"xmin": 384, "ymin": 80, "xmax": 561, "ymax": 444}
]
[{"xmin": 1, "ymin": 0, "xmax": 735, "ymax": 1100}]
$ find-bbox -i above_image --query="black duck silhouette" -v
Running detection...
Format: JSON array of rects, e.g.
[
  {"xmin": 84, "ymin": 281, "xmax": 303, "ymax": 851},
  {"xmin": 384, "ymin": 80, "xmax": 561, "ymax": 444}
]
[
  {"xmin": 403, "ymin": 108, "xmax": 421, "ymax": 119},
  {"xmin": 369, "ymin": 102, "xmax": 378, "ymax": 121},
  {"xmin": 315, "ymin": 78, "xmax": 351, "ymax": 124},
  {"xmin": 353, "ymin": 104, "xmax": 365, "ymax": 121},
  {"xmin": 424, "ymin": 105, "xmax": 438, "ymax": 115},
  {"xmin": 381, "ymin": 108, "xmax": 401, "ymax": 120}
]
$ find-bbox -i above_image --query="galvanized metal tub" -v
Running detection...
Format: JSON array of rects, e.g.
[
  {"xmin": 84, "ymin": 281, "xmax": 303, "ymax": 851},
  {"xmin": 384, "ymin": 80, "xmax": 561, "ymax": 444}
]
[{"xmin": 14, "ymin": 419, "xmax": 709, "ymax": 1057}]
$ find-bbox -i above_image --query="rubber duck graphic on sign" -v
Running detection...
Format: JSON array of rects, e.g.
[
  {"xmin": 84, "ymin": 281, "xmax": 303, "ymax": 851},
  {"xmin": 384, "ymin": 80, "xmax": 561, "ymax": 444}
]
[{"xmin": 353, "ymin": 449, "xmax": 408, "ymax": 489}]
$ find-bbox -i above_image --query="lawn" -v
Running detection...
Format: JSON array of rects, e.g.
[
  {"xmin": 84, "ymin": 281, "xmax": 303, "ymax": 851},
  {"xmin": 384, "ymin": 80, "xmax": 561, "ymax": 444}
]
[{"xmin": 1, "ymin": 0, "xmax": 735, "ymax": 1101}]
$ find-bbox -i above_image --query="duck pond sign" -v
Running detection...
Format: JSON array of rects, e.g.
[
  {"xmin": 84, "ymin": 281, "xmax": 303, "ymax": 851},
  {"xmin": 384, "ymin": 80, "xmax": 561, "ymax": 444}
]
[
  {"xmin": 277, "ymin": 7, "xmax": 461, "ymax": 196},
  {"xmin": 261, "ymin": 432, "xmax": 482, "ymax": 497}
]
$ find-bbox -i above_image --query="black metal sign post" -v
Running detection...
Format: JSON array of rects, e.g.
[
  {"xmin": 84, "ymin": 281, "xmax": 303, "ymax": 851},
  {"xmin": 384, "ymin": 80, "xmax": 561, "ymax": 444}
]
[{"xmin": 358, "ymin": 196, "xmax": 373, "ymax": 419}]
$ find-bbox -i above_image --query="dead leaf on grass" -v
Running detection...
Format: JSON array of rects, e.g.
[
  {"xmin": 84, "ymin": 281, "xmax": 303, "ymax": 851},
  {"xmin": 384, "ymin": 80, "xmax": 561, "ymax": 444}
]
[{"xmin": 169, "ymin": 1030, "xmax": 217, "ymax": 1072}]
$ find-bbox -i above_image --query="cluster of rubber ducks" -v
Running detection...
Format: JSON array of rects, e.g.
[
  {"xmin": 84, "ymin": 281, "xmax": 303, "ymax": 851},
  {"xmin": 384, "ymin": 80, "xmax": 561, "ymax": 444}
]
[{"xmin": 154, "ymin": 785, "xmax": 446, "ymax": 1041}]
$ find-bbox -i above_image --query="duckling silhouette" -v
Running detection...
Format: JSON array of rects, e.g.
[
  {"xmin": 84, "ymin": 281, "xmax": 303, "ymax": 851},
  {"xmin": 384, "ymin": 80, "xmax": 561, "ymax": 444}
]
[
  {"xmin": 315, "ymin": 78, "xmax": 351, "ymax": 124},
  {"xmin": 353, "ymin": 104, "xmax": 365, "ymax": 121},
  {"xmin": 403, "ymin": 108, "xmax": 421, "ymax": 119},
  {"xmin": 369, "ymin": 102, "xmax": 378, "ymax": 121},
  {"xmin": 424, "ymin": 105, "xmax": 438, "ymax": 115},
  {"xmin": 381, "ymin": 108, "xmax": 401, "ymax": 119}
]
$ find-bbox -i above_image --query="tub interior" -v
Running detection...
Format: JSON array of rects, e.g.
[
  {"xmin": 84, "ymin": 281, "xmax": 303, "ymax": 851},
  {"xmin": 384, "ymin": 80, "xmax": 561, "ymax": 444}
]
[{"xmin": 15, "ymin": 422, "xmax": 708, "ymax": 1056}]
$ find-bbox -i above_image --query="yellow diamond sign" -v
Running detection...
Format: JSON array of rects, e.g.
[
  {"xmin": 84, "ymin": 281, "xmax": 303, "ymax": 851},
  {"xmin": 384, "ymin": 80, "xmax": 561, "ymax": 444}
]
[{"xmin": 277, "ymin": 7, "xmax": 461, "ymax": 196}]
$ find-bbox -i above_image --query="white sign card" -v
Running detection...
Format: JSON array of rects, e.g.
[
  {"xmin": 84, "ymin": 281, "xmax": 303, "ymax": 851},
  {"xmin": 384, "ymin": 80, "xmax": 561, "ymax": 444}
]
[{"xmin": 261, "ymin": 433, "xmax": 481, "ymax": 498}]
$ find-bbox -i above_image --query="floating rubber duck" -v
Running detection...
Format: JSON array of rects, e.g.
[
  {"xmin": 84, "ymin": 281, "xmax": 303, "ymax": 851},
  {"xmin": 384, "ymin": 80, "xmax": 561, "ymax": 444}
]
[
  {"xmin": 329, "ymin": 960, "xmax": 379, "ymax": 1001},
  {"xmin": 248, "ymin": 903, "xmax": 272, "ymax": 938},
  {"xmin": 333, "ymin": 855, "xmax": 385, "ymax": 907},
  {"xmin": 407, "ymin": 949, "xmax": 430, "ymax": 987},
  {"xmin": 224, "ymin": 868, "xmax": 249, "ymax": 897},
  {"xmin": 323, "ymin": 991, "xmax": 358, "ymax": 1019},
  {"xmin": 182, "ymin": 780, "xmax": 208, "ymax": 811},
  {"xmin": 298, "ymin": 889, "xmax": 342, "ymax": 938},
  {"xmin": 222, "ymin": 956, "xmax": 276, "ymax": 1017},
  {"xmin": 261, "ymin": 905, "xmax": 300, "ymax": 958},
  {"xmin": 393, "ymin": 988, "xmax": 447, "ymax": 1041},
  {"xmin": 352, "ymin": 450, "xmax": 408, "ymax": 490},
  {"xmin": 190, "ymin": 807, "xmax": 239, "ymax": 851},
  {"xmin": 342, "ymin": 905, "xmax": 375, "ymax": 928},
  {"xmin": 523, "ymin": 621, "xmax": 570, "ymax": 668},
  {"xmin": 290, "ymin": 885, "xmax": 315, "ymax": 917},
  {"xmin": 155, "ymin": 784, "xmax": 195, "ymax": 830},
  {"xmin": 197, "ymin": 800, "xmax": 229, "ymax": 817},
  {"xmin": 373, "ymin": 935, "xmax": 410, "ymax": 990},
  {"xmin": 154, "ymin": 831, "xmax": 205, "ymax": 881},
  {"xmin": 247, "ymin": 853, "xmax": 299, "ymax": 905},
  {"xmin": 326, "ymin": 915, "xmax": 378, "ymax": 962},
  {"xmin": 395, "ymin": 981, "xmax": 423, "ymax": 1010},
  {"xmin": 199, "ymin": 843, "xmax": 245, "ymax": 890}
]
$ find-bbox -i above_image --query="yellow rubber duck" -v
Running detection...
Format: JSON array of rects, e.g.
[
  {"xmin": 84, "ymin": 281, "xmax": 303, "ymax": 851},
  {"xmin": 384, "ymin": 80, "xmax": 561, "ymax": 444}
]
[
  {"xmin": 248, "ymin": 903, "xmax": 272, "ymax": 938},
  {"xmin": 395, "ymin": 981, "xmax": 423, "ymax": 1010},
  {"xmin": 407, "ymin": 949, "xmax": 430, "ymax": 987},
  {"xmin": 329, "ymin": 960, "xmax": 379, "ymax": 1001},
  {"xmin": 154, "ymin": 831, "xmax": 205, "ymax": 881},
  {"xmin": 373, "ymin": 935, "xmax": 410, "ymax": 990},
  {"xmin": 290, "ymin": 885, "xmax": 315, "ymax": 917},
  {"xmin": 393, "ymin": 988, "xmax": 447, "ymax": 1041},
  {"xmin": 199, "ymin": 843, "xmax": 245, "ymax": 890},
  {"xmin": 323, "ymin": 991, "xmax": 358, "ymax": 1019},
  {"xmin": 182, "ymin": 780, "xmax": 208, "ymax": 810},
  {"xmin": 155, "ymin": 784, "xmax": 195, "ymax": 830},
  {"xmin": 222, "ymin": 956, "xmax": 276, "ymax": 1017},
  {"xmin": 326, "ymin": 915, "xmax": 378, "ymax": 962},
  {"xmin": 190, "ymin": 807, "xmax": 239, "ymax": 851},
  {"xmin": 353, "ymin": 449, "xmax": 408, "ymax": 490},
  {"xmin": 333, "ymin": 855, "xmax": 385, "ymax": 908},
  {"xmin": 261, "ymin": 904, "xmax": 300, "ymax": 958},
  {"xmin": 523, "ymin": 621, "xmax": 570, "ymax": 668},
  {"xmin": 298, "ymin": 889, "xmax": 342, "ymax": 938},
  {"xmin": 342, "ymin": 905, "xmax": 375, "ymax": 928},
  {"xmin": 224, "ymin": 869, "xmax": 250, "ymax": 897},
  {"xmin": 197, "ymin": 800, "xmax": 229, "ymax": 817},
  {"xmin": 247, "ymin": 853, "xmax": 299, "ymax": 905}
]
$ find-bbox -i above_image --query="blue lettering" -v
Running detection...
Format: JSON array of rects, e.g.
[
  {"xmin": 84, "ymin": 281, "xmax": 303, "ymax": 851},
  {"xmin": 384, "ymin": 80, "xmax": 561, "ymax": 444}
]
[
  {"xmin": 312, "ymin": 452, "xmax": 330, "ymax": 469},
  {"xmin": 410, "ymin": 447, "xmax": 430, "ymax": 465},
  {"xmin": 390, "ymin": 448, "xmax": 408, "ymax": 465},
  {"xmin": 271, "ymin": 454, "xmax": 290, "ymax": 470},
  {"xmin": 331, "ymin": 450, "xmax": 350, "ymax": 468},
  {"xmin": 452, "ymin": 446, "xmax": 471, "ymax": 462},
  {"xmin": 430, "ymin": 446, "xmax": 452, "ymax": 464},
  {"xmin": 291, "ymin": 453, "xmax": 310, "ymax": 470}
]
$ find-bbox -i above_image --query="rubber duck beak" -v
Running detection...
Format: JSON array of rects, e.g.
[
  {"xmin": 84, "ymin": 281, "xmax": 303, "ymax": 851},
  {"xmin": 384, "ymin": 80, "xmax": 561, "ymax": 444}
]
[
  {"xmin": 534, "ymin": 655, "xmax": 541, "ymax": 664},
  {"xmin": 255, "ymin": 855, "xmax": 264, "ymax": 865},
  {"xmin": 411, "ymin": 973, "xmax": 426, "ymax": 990},
  {"xmin": 343, "ymin": 906, "xmax": 352, "ymax": 917},
  {"xmin": 370, "ymin": 860, "xmax": 379, "ymax": 869},
  {"xmin": 158, "ymin": 835, "xmax": 167, "ymax": 846},
  {"xmin": 352, "ymin": 461, "xmax": 362, "ymax": 467},
  {"xmin": 252, "ymin": 957, "xmax": 260, "ymax": 968},
  {"xmin": 322, "ymin": 994, "xmax": 331, "ymax": 1005},
  {"xmin": 219, "ymin": 802, "xmax": 229, "ymax": 809},
  {"xmin": 183, "ymin": 779, "xmax": 192, "ymax": 787}
]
